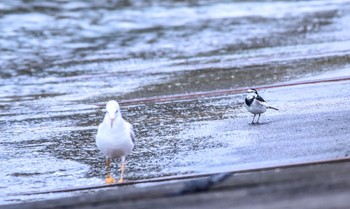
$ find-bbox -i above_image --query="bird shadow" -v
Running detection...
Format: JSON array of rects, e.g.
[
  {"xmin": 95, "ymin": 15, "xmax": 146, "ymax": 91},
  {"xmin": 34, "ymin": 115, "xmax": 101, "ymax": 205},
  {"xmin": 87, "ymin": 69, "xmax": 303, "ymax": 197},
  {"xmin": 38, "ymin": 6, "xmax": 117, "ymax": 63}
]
[{"xmin": 248, "ymin": 121, "xmax": 272, "ymax": 126}]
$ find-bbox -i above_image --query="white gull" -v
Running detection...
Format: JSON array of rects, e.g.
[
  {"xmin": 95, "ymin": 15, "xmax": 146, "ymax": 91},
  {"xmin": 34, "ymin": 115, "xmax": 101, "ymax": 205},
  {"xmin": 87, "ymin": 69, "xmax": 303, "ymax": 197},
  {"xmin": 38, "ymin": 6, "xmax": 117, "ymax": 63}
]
[{"xmin": 96, "ymin": 100, "xmax": 135, "ymax": 184}]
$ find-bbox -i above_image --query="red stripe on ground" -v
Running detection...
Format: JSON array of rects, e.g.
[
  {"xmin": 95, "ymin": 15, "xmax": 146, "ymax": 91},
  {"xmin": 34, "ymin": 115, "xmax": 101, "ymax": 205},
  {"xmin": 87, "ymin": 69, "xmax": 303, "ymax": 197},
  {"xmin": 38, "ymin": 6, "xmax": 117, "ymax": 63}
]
[{"xmin": 116, "ymin": 76, "xmax": 350, "ymax": 105}]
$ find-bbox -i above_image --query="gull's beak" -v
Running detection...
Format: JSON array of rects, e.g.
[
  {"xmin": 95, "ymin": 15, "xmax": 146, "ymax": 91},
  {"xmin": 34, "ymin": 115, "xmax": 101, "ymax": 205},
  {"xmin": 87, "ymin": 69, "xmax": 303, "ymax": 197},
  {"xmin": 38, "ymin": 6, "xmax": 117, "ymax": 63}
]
[
  {"xmin": 109, "ymin": 113, "xmax": 116, "ymax": 128},
  {"xmin": 110, "ymin": 118, "xmax": 115, "ymax": 128}
]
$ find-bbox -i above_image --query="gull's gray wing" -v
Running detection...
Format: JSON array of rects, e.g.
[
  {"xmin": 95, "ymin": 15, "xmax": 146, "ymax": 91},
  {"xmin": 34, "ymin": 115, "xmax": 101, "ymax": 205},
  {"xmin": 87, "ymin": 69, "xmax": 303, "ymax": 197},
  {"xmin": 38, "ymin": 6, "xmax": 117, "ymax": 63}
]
[{"xmin": 127, "ymin": 122, "xmax": 136, "ymax": 144}]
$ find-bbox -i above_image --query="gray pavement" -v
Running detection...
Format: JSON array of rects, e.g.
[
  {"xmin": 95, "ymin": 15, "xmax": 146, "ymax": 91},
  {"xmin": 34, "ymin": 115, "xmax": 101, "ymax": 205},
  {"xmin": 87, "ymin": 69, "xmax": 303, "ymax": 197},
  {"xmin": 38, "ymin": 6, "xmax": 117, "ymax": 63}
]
[
  {"xmin": 166, "ymin": 78, "xmax": 350, "ymax": 175},
  {"xmin": 2, "ymin": 74, "xmax": 349, "ymax": 208}
]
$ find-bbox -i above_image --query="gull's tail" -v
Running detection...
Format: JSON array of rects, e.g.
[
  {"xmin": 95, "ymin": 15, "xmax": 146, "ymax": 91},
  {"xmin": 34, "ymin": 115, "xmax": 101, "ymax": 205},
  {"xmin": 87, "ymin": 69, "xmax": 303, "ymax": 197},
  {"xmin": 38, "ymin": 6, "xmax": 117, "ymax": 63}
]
[{"xmin": 268, "ymin": 106, "xmax": 279, "ymax": 111}]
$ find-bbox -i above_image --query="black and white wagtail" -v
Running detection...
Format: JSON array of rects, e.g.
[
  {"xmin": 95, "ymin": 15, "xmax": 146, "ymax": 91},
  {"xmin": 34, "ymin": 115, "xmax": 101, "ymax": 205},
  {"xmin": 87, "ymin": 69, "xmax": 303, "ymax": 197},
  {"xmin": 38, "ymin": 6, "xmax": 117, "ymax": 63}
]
[{"xmin": 244, "ymin": 88, "xmax": 278, "ymax": 124}]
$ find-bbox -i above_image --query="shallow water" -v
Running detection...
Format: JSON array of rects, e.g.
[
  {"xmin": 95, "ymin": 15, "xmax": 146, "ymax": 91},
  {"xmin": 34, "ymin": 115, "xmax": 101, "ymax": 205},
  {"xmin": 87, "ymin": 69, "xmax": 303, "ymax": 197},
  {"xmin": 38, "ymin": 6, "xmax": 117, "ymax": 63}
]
[{"xmin": 1, "ymin": 0, "xmax": 350, "ymax": 204}]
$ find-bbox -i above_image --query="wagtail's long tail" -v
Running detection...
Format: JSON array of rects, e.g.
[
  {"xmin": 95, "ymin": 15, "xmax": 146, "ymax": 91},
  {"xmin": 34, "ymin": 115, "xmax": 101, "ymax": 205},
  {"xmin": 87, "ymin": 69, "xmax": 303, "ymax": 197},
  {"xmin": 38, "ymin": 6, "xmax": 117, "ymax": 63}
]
[{"xmin": 268, "ymin": 106, "xmax": 279, "ymax": 111}]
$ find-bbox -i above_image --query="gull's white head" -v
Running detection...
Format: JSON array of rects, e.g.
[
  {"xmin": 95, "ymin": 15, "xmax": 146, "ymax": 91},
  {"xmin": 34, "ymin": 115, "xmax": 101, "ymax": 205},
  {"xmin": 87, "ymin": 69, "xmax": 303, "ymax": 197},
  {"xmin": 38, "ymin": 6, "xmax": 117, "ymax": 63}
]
[{"xmin": 106, "ymin": 100, "xmax": 120, "ymax": 128}]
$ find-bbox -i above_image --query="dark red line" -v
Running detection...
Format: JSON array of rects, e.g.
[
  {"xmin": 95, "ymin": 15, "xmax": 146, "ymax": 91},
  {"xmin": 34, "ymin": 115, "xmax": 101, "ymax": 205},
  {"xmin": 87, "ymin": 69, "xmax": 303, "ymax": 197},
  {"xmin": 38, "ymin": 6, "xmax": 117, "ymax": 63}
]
[
  {"xmin": 117, "ymin": 76, "xmax": 350, "ymax": 105},
  {"xmin": 14, "ymin": 157, "xmax": 350, "ymax": 196}
]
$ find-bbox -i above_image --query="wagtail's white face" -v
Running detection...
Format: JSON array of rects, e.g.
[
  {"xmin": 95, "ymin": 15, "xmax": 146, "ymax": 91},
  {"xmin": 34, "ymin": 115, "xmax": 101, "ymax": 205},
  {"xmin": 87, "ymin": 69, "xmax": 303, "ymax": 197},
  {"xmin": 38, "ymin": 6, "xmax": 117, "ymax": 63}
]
[
  {"xmin": 247, "ymin": 88, "xmax": 258, "ymax": 94},
  {"xmin": 106, "ymin": 100, "xmax": 120, "ymax": 128},
  {"xmin": 246, "ymin": 88, "xmax": 258, "ymax": 99}
]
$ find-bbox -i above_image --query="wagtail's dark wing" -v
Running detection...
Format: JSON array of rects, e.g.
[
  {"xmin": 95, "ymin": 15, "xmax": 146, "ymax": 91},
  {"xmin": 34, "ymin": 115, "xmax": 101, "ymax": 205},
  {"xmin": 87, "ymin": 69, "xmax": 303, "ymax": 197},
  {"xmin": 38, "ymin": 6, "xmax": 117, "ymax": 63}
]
[{"xmin": 255, "ymin": 95, "xmax": 266, "ymax": 102}]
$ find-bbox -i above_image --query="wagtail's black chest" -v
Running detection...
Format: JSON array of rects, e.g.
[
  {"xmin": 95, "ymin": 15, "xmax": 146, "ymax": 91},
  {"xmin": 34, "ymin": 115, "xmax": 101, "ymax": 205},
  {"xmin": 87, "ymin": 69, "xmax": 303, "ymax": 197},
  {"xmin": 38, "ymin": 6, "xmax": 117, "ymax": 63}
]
[{"xmin": 245, "ymin": 97, "xmax": 254, "ymax": 106}]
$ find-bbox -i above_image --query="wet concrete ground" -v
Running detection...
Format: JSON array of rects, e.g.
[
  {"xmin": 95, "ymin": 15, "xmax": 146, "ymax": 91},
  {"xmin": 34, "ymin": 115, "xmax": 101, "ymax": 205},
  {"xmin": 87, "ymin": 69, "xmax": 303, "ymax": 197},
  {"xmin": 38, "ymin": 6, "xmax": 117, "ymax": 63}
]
[
  {"xmin": 2, "ymin": 69, "xmax": 349, "ymax": 207},
  {"xmin": 2, "ymin": 0, "xmax": 350, "ymax": 205},
  {"xmin": 159, "ymin": 73, "xmax": 350, "ymax": 175},
  {"xmin": 2, "ymin": 71, "xmax": 350, "ymax": 208}
]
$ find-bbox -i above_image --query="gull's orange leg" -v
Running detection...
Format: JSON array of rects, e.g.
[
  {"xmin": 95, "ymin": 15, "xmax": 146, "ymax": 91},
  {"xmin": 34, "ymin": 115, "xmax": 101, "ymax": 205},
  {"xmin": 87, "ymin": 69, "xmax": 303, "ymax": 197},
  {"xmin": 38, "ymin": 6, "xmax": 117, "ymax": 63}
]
[
  {"xmin": 117, "ymin": 162, "xmax": 125, "ymax": 183},
  {"xmin": 105, "ymin": 158, "xmax": 116, "ymax": 184}
]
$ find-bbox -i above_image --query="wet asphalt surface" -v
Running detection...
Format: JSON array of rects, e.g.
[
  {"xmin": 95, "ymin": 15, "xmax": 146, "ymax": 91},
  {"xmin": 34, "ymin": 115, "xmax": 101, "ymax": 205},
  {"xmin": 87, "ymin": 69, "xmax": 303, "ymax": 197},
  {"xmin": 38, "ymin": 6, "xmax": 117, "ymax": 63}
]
[
  {"xmin": 160, "ymin": 76, "xmax": 350, "ymax": 175},
  {"xmin": 1, "ymin": 0, "xmax": 350, "ymax": 205},
  {"xmin": 3, "ymin": 71, "xmax": 350, "ymax": 205}
]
